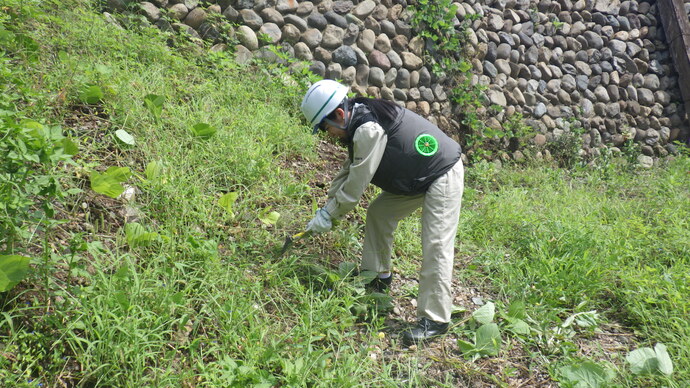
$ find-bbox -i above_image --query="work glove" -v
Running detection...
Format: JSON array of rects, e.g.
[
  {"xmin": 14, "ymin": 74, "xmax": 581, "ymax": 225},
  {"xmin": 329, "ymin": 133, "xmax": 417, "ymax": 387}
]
[{"xmin": 306, "ymin": 208, "xmax": 332, "ymax": 234}]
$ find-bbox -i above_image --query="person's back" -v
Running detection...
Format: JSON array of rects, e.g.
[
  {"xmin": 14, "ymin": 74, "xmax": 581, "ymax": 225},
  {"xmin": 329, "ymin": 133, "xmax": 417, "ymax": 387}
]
[{"xmin": 343, "ymin": 101, "xmax": 461, "ymax": 195}]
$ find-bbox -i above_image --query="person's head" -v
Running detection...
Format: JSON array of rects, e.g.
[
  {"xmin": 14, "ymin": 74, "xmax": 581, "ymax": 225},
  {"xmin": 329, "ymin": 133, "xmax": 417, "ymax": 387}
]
[{"xmin": 300, "ymin": 80, "xmax": 350, "ymax": 138}]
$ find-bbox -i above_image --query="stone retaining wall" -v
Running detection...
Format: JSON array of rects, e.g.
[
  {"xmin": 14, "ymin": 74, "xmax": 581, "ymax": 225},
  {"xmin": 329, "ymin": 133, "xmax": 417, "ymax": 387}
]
[{"xmin": 107, "ymin": 0, "xmax": 690, "ymax": 159}]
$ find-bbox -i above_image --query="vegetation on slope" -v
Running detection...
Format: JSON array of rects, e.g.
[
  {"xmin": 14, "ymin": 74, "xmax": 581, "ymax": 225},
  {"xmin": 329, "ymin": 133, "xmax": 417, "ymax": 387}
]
[{"xmin": 1, "ymin": 1, "xmax": 689, "ymax": 387}]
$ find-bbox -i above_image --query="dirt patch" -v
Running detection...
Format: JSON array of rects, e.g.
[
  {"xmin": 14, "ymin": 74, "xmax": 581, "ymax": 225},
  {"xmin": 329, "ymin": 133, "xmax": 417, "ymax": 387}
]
[{"xmin": 280, "ymin": 138, "xmax": 348, "ymax": 192}]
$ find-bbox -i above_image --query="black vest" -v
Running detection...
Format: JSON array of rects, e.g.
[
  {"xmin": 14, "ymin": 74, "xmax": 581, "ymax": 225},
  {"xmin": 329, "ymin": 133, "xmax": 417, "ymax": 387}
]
[{"xmin": 346, "ymin": 105, "xmax": 462, "ymax": 195}]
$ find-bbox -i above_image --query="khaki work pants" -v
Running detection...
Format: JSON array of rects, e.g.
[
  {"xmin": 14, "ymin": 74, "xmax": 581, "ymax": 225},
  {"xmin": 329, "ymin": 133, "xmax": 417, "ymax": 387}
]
[{"xmin": 361, "ymin": 160, "xmax": 464, "ymax": 323}]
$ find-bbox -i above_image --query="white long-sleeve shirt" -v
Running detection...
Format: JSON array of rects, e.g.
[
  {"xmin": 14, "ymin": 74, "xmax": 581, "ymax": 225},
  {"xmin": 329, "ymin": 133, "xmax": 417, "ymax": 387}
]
[{"xmin": 323, "ymin": 120, "xmax": 388, "ymax": 219}]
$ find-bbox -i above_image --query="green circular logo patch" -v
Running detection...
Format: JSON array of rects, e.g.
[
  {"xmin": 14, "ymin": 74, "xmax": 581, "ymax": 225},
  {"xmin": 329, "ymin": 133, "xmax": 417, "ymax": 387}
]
[{"xmin": 415, "ymin": 134, "xmax": 438, "ymax": 156}]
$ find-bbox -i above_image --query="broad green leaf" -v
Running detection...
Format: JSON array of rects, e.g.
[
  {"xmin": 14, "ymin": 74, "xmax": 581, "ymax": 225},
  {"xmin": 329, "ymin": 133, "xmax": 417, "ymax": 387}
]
[
  {"xmin": 562, "ymin": 313, "xmax": 576, "ymax": 328},
  {"xmin": 574, "ymin": 311, "xmax": 600, "ymax": 328},
  {"xmin": 337, "ymin": 262, "xmax": 358, "ymax": 278},
  {"xmin": 60, "ymin": 138, "xmax": 79, "ymax": 155},
  {"xmin": 114, "ymin": 264, "xmax": 129, "ymax": 279},
  {"xmin": 125, "ymin": 222, "xmax": 160, "ymax": 248},
  {"xmin": 563, "ymin": 310, "xmax": 600, "ymax": 329},
  {"xmin": 218, "ymin": 192, "xmax": 239, "ymax": 216},
  {"xmin": 71, "ymin": 320, "xmax": 86, "ymax": 330},
  {"xmin": 90, "ymin": 172, "xmax": 125, "ymax": 198},
  {"xmin": 145, "ymin": 160, "xmax": 164, "ymax": 182},
  {"xmin": 458, "ymin": 60, "xmax": 472, "ymax": 73},
  {"xmin": 283, "ymin": 359, "xmax": 295, "ymax": 375},
  {"xmin": 507, "ymin": 300, "xmax": 526, "ymax": 319},
  {"xmin": 363, "ymin": 292, "xmax": 393, "ymax": 311},
  {"xmin": 47, "ymin": 125, "xmax": 64, "ymax": 140},
  {"xmin": 104, "ymin": 166, "xmax": 131, "ymax": 182},
  {"xmin": 115, "ymin": 129, "xmax": 135, "ymax": 146},
  {"xmin": 655, "ymin": 343, "xmax": 673, "ymax": 376},
  {"xmin": 190, "ymin": 123, "xmax": 217, "ymax": 138},
  {"xmin": 114, "ymin": 290, "xmax": 130, "ymax": 310},
  {"xmin": 23, "ymin": 120, "xmax": 44, "ymax": 135},
  {"xmin": 95, "ymin": 63, "xmax": 112, "ymax": 75},
  {"xmin": 326, "ymin": 272, "xmax": 340, "ymax": 284},
  {"xmin": 0, "ymin": 255, "xmax": 31, "ymax": 292},
  {"xmin": 90, "ymin": 167, "xmax": 131, "ymax": 198},
  {"xmin": 474, "ymin": 323, "xmax": 501, "ymax": 356},
  {"xmin": 79, "ymin": 85, "xmax": 104, "ymax": 104},
  {"xmin": 472, "ymin": 301, "xmax": 495, "ymax": 324},
  {"xmin": 559, "ymin": 361, "xmax": 614, "ymax": 388},
  {"xmin": 259, "ymin": 211, "xmax": 280, "ymax": 225},
  {"xmin": 507, "ymin": 318, "xmax": 531, "ymax": 335},
  {"xmin": 457, "ymin": 339, "xmax": 475, "ymax": 354},
  {"xmin": 170, "ymin": 291, "xmax": 184, "ymax": 305},
  {"xmin": 143, "ymin": 94, "xmax": 165, "ymax": 120},
  {"xmin": 626, "ymin": 347, "xmax": 658, "ymax": 375},
  {"xmin": 294, "ymin": 357, "xmax": 304, "ymax": 371}
]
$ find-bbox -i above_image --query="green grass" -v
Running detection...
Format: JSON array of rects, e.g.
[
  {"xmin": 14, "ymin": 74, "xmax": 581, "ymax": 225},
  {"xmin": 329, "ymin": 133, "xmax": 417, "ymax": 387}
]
[
  {"xmin": 1, "ymin": 1, "xmax": 690, "ymax": 387},
  {"xmin": 456, "ymin": 159, "xmax": 690, "ymax": 385}
]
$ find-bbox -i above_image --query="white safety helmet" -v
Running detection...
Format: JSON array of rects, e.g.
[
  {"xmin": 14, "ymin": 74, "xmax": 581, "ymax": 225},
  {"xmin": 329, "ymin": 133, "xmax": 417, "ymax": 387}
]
[{"xmin": 301, "ymin": 79, "xmax": 349, "ymax": 134}]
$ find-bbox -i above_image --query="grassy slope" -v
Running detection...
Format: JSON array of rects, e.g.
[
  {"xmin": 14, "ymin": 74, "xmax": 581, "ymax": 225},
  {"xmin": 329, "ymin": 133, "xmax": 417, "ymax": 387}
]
[
  {"xmin": 2, "ymin": 1, "xmax": 690, "ymax": 387},
  {"xmin": 2, "ymin": 2, "xmax": 385, "ymax": 386},
  {"xmin": 460, "ymin": 160, "xmax": 690, "ymax": 385}
]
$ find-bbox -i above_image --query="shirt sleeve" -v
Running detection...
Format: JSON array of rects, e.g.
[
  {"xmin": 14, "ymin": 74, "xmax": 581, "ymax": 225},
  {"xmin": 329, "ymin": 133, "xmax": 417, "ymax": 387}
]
[
  {"xmin": 327, "ymin": 159, "xmax": 352, "ymax": 199},
  {"xmin": 324, "ymin": 121, "xmax": 387, "ymax": 219}
]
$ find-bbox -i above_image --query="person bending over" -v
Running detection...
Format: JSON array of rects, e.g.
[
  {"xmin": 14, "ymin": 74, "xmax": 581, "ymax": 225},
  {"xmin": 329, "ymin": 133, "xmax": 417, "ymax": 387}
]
[{"xmin": 301, "ymin": 80, "xmax": 464, "ymax": 344}]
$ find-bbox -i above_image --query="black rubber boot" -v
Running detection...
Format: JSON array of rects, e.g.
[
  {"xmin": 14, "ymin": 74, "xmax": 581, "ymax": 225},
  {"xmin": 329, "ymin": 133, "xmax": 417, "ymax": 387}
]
[
  {"xmin": 402, "ymin": 317, "xmax": 449, "ymax": 345},
  {"xmin": 366, "ymin": 275, "xmax": 392, "ymax": 293}
]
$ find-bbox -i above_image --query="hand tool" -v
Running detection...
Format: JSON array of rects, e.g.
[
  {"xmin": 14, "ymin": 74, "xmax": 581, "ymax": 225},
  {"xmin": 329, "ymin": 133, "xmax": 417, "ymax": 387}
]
[{"xmin": 276, "ymin": 230, "xmax": 311, "ymax": 257}]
